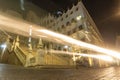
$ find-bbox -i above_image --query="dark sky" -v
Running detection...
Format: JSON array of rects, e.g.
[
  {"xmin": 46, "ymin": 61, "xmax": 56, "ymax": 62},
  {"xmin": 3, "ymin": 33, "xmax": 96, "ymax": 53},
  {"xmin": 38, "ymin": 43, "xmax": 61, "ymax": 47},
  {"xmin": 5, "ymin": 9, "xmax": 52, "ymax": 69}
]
[
  {"xmin": 29, "ymin": 0, "xmax": 120, "ymax": 47},
  {"xmin": 82, "ymin": 0, "xmax": 120, "ymax": 47}
]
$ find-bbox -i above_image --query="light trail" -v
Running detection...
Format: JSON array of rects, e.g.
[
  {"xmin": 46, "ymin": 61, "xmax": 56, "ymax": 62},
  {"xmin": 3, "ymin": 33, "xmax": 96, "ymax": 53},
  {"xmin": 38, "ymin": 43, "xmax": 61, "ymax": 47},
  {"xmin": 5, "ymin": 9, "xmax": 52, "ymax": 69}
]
[
  {"xmin": 0, "ymin": 12, "xmax": 120, "ymax": 60},
  {"xmin": 47, "ymin": 50, "xmax": 113, "ymax": 62},
  {"xmin": 38, "ymin": 29, "xmax": 120, "ymax": 59}
]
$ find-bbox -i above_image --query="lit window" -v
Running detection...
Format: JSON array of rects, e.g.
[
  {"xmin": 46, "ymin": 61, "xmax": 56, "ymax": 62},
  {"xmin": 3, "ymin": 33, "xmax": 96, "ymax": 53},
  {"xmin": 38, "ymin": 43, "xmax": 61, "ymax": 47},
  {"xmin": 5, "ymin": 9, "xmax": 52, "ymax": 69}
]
[{"xmin": 76, "ymin": 15, "xmax": 82, "ymax": 21}]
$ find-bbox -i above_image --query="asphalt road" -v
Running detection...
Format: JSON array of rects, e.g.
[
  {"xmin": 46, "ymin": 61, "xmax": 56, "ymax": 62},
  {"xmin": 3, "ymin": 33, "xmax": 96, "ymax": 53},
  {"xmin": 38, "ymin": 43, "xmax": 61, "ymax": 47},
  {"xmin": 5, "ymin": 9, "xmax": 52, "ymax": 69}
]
[{"xmin": 0, "ymin": 64, "xmax": 120, "ymax": 80}]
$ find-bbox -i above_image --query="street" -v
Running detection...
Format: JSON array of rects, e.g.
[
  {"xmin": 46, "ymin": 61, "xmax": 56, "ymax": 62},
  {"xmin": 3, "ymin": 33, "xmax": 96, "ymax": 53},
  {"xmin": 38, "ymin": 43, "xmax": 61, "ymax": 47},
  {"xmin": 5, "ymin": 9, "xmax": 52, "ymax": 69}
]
[{"xmin": 0, "ymin": 64, "xmax": 120, "ymax": 80}]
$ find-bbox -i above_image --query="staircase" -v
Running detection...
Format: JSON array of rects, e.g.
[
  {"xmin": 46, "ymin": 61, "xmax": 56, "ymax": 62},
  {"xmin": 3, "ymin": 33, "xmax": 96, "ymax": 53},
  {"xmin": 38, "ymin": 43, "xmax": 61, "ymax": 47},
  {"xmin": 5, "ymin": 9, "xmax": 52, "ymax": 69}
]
[{"xmin": 0, "ymin": 35, "xmax": 74, "ymax": 68}]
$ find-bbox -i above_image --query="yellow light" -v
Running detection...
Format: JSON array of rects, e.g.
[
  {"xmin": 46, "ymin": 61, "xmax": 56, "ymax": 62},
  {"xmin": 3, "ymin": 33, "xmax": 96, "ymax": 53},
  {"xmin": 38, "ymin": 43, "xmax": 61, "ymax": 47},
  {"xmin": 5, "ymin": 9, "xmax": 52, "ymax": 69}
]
[
  {"xmin": 37, "ymin": 35, "xmax": 47, "ymax": 38},
  {"xmin": 79, "ymin": 54, "xmax": 113, "ymax": 62},
  {"xmin": 49, "ymin": 50, "xmax": 113, "ymax": 62},
  {"xmin": 76, "ymin": 15, "xmax": 82, "ymax": 21},
  {"xmin": 97, "ymin": 55, "xmax": 113, "ymax": 62},
  {"xmin": 38, "ymin": 29, "xmax": 120, "ymax": 59},
  {"xmin": 0, "ymin": 12, "xmax": 119, "ymax": 60}
]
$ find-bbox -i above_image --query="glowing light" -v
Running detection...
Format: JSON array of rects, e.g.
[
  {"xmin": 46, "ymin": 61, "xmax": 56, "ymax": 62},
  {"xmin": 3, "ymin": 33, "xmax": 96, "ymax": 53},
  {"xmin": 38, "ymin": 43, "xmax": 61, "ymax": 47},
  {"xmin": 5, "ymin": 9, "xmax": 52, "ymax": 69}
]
[
  {"xmin": 57, "ymin": 11, "xmax": 62, "ymax": 15},
  {"xmin": 48, "ymin": 50, "xmax": 113, "ymax": 62},
  {"xmin": 72, "ymin": 55, "xmax": 76, "ymax": 61},
  {"xmin": 1, "ymin": 43, "xmax": 7, "ymax": 60},
  {"xmin": 76, "ymin": 15, "xmax": 82, "ymax": 21},
  {"xmin": 29, "ymin": 26, "xmax": 32, "ymax": 36},
  {"xmin": 1, "ymin": 44, "xmax": 7, "ymax": 49},
  {"xmin": 37, "ymin": 35, "xmax": 47, "ymax": 38},
  {"xmin": 38, "ymin": 29, "xmax": 120, "ymax": 59},
  {"xmin": 98, "ymin": 55, "xmax": 113, "ymax": 62},
  {"xmin": 79, "ymin": 54, "xmax": 113, "ymax": 62},
  {"xmin": 0, "ymin": 12, "xmax": 119, "ymax": 60},
  {"xmin": 64, "ymin": 45, "xmax": 68, "ymax": 48},
  {"xmin": 28, "ymin": 37, "xmax": 31, "ymax": 42},
  {"xmin": 28, "ymin": 26, "xmax": 32, "ymax": 42}
]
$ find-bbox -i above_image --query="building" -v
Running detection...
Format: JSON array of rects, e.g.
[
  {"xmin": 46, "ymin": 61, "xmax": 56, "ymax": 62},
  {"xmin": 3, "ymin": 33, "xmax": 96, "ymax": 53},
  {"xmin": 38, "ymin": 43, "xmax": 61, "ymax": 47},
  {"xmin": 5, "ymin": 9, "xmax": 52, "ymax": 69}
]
[
  {"xmin": 38, "ymin": 1, "xmax": 106, "ymax": 67},
  {"xmin": 0, "ymin": 0, "xmax": 108, "ymax": 67}
]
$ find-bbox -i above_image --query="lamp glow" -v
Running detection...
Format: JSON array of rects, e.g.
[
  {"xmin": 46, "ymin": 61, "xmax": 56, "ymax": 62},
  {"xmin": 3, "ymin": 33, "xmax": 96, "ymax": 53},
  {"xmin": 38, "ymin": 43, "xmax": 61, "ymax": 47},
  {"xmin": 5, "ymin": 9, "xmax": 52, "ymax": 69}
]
[
  {"xmin": 76, "ymin": 15, "xmax": 82, "ymax": 20},
  {"xmin": 1, "ymin": 44, "xmax": 7, "ymax": 49},
  {"xmin": 38, "ymin": 29, "xmax": 120, "ymax": 60}
]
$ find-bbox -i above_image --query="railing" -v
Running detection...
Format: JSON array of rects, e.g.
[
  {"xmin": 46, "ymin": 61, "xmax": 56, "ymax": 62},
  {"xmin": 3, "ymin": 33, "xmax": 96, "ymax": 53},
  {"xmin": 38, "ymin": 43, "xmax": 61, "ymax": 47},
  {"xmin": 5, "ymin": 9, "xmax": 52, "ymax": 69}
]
[
  {"xmin": 54, "ymin": 54, "xmax": 71, "ymax": 62},
  {"xmin": 36, "ymin": 50, "xmax": 72, "ymax": 66},
  {"xmin": 5, "ymin": 38, "xmax": 73, "ymax": 67},
  {"xmin": 14, "ymin": 46, "xmax": 27, "ymax": 65},
  {"xmin": 50, "ymin": 53, "xmax": 70, "ymax": 65}
]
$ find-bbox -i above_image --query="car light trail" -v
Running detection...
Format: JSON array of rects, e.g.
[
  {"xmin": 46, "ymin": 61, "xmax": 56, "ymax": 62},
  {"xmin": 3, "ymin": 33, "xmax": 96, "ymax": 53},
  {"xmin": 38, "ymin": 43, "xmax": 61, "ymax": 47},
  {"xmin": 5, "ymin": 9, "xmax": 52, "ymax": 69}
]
[
  {"xmin": 38, "ymin": 29, "xmax": 120, "ymax": 59},
  {"xmin": 48, "ymin": 50, "xmax": 113, "ymax": 62},
  {"xmin": 0, "ymin": 12, "xmax": 120, "ymax": 60}
]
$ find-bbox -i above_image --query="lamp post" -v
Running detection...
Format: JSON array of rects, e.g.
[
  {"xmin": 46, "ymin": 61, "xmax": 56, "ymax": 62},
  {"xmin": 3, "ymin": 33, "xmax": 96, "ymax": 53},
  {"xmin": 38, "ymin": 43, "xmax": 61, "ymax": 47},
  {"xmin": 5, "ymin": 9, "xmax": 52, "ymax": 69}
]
[
  {"xmin": 0, "ymin": 43, "xmax": 7, "ymax": 61},
  {"xmin": 28, "ymin": 25, "xmax": 32, "ymax": 53}
]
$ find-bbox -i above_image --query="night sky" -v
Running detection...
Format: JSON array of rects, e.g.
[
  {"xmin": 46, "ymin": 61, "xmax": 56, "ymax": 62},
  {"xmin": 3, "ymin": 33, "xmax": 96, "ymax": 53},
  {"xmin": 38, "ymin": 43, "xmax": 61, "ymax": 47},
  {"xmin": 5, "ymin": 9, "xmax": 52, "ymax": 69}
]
[
  {"xmin": 30, "ymin": 0, "xmax": 120, "ymax": 47},
  {"xmin": 82, "ymin": 0, "xmax": 120, "ymax": 47}
]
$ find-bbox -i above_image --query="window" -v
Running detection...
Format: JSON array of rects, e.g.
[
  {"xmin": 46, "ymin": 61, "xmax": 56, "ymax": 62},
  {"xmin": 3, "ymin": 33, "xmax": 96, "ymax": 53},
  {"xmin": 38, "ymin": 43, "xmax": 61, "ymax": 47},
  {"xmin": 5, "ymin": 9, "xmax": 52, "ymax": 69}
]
[
  {"xmin": 76, "ymin": 7, "xmax": 79, "ymax": 11},
  {"xmin": 70, "ymin": 11, "xmax": 73, "ymax": 14},
  {"xmin": 61, "ymin": 25, "xmax": 65, "ymax": 29},
  {"xmin": 66, "ymin": 15, "xmax": 68, "ymax": 18},
  {"xmin": 66, "ymin": 22, "xmax": 70, "ymax": 26},
  {"xmin": 50, "ymin": 20, "xmax": 53, "ymax": 23},
  {"xmin": 73, "ymin": 28, "xmax": 76, "ymax": 33},
  {"xmin": 78, "ymin": 25, "xmax": 83, "ymax": 30},
  {"xmin": 71, "ymin": 18, "xmax": 76, "ymax": 23}
]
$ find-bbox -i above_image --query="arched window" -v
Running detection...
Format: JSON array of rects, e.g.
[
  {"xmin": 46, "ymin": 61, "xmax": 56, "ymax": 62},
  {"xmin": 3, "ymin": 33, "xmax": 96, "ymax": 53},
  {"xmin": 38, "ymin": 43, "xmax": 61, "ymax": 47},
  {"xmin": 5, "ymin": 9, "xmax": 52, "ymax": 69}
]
[
  {"xmin": 70, "ymin": 11, "xmax": 73, "ymax": 14},
  {"xmin": 71, "ymin": 18, "xmax": 77, "ymax": 23},
  {"xmin": 66, "ymin": 14, "xmax": 68, "ymax": 18},
  {"xmin": 66, "ymin": 22, "xmax": 70, "ymax": 26},
  {"xmin": 76, "ymin": 7, "xmax": 79, "ymax": 11},
  {"xmin": 61, "ymin": 25, "xmax": 65, "ymax": 29},
  {"xmin": 78, "ymin": 25, "xmax": 83, "ymax": 30}
]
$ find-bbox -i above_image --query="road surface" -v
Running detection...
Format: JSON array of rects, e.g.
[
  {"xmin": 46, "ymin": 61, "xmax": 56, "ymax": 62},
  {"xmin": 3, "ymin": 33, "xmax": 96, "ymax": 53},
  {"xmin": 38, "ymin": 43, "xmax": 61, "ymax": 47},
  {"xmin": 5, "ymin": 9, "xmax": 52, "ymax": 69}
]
[{"xmin": 0, "ymin": 64, "xmax": 119, "ymax": 80}]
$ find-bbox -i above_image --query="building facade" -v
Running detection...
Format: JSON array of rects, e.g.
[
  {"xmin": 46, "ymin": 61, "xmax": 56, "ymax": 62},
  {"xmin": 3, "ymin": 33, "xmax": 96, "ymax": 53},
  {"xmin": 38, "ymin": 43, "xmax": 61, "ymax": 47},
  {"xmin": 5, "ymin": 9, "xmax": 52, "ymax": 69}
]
[
  {"xmin": 0, "ymin": 0, "xmax": 108, "ymax": 67},
  {"xmin": 38, "ymin": 1, "xmax": 106, "ymax": 67}
]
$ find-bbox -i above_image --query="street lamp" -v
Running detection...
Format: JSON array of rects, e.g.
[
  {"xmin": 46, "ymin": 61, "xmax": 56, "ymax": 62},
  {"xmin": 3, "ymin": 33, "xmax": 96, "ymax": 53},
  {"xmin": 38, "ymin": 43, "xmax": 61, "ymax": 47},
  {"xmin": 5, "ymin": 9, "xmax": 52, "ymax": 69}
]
[
  {"xmin": 28, "ymin": 25, "xmax": 32, "ymax": 53},
  {"xmin": 0, "ymin": 43, "xmax": 7, "ymax": 60},
  {"xmin": 1, "ymin": 44, "xmax": 7, "ymax": 49}
]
